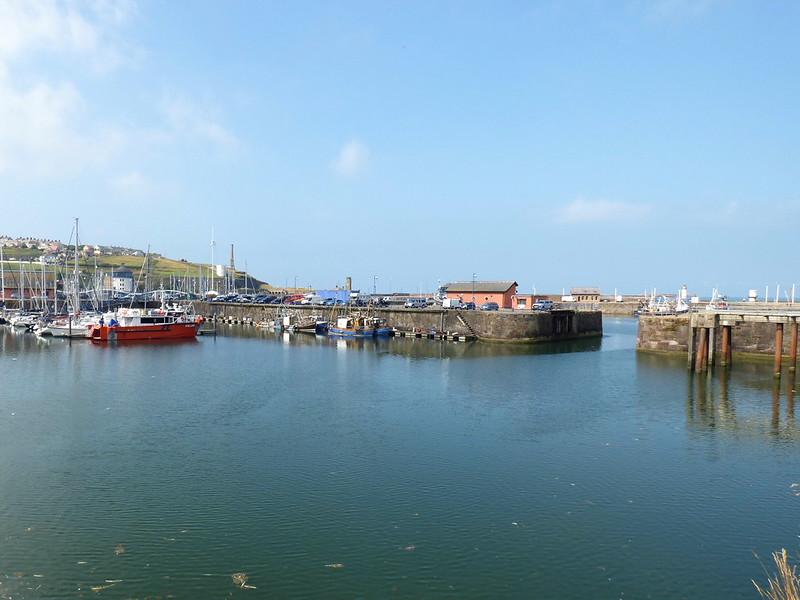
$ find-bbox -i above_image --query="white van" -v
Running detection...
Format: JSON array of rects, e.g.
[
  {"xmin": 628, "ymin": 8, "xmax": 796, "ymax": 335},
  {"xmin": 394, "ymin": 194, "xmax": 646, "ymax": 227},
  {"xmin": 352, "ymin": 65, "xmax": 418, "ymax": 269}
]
[{"xmin": 442, "ymin": 298, "xmax": 463, "ymax": 309}]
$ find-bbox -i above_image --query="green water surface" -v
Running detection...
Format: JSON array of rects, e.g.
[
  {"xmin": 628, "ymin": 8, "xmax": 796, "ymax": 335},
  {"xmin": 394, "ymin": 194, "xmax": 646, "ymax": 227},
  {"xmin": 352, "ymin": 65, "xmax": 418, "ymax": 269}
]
[{"xmin": 0, "ymin": 319, "xmax": 797, "ymax": 599}]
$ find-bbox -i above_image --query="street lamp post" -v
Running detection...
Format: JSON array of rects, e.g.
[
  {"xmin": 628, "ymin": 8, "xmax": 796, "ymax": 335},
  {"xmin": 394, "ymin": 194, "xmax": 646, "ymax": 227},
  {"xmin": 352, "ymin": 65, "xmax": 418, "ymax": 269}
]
[
  {"xmin": 373, "ymin": 275, "xmax": 377, "ymax": 296},
  {"xmin": 472, "ymin": 272, "xmax": 476, "ymax": 305}
]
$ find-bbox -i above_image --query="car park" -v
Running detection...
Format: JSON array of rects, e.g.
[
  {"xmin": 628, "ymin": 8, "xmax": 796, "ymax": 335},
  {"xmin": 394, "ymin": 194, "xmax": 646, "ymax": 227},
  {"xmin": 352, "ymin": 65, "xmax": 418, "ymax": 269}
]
[{"xmin": 404, "ymin": 298, "xmax": 427, "ymax": 309}]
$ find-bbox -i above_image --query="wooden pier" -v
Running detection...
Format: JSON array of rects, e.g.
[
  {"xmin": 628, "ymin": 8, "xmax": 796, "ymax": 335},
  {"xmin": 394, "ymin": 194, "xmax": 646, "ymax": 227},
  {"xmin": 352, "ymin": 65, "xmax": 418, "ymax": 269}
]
[{"xmin": 688, "ymin": 309, "xmax": 800, "ymax": 377}]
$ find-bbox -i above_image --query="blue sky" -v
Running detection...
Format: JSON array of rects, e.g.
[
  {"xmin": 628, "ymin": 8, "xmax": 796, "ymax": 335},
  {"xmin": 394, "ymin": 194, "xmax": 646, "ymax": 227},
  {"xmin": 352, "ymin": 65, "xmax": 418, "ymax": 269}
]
[{"xmin": 0, "ymin": 0, "xmax": 798, "ymax": 296}]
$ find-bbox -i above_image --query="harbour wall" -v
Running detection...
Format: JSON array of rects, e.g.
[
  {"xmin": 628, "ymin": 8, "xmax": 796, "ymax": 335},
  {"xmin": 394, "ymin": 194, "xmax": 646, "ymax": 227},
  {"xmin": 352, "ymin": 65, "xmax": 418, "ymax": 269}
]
[
  {"xmin": 637, "ymin": 314, "xmax": 797, "ymax": 357},
  {"xmin": 598, "ymin": 301, "xmax": 640, "ymax": 316},
  {"xmin": 195, "ymin": 302, "xmax": 603, "ymax": 344}
]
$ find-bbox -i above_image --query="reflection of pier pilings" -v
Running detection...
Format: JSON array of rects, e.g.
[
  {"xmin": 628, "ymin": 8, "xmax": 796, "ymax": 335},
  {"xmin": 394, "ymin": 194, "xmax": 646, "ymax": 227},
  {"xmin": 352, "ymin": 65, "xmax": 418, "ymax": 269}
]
[
  {"xmin": 685, "ymin": 367, "xmax": 796, "ymax": 440},
  {"xmin": 772, "ymin": 381, "xmax": 781, "ymax": 435}
]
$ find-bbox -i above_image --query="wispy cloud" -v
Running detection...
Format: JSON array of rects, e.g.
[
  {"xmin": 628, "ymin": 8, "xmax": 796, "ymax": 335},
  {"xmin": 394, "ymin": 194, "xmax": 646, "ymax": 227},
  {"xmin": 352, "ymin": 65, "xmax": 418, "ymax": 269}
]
[
  {"xmin": 110, "ymin": 170, "xmax": 150, "ymax": 193},
  {"xmin": 0, "ymin": 0, "xmax": 139, "ymax": 72},
  {"xmin": 332, "ymin": 139, "xmax": 369, "ymax": 177},
  {"xmin": 160, "ymin": 94, "xmax": 239, "ymax": 149},
  {"xmin": 0, "ymin": 73, "xmax": 124, "ymax": 175},
  {"xmin": 0, "ymin": 1, "xmax": 237, "ymax": 178},
  {"xmin": 556, "ymin": 197, "xmax": 652, "ymax": 223},
  {"xmin": 0, "ymin": 0, "xmax": 135, "ymax": 175}
]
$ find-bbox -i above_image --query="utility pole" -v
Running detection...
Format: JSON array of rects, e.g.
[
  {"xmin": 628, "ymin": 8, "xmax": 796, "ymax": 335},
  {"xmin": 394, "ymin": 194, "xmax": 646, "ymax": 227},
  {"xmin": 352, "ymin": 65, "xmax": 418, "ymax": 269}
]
[
  {"xmin": 229, "ymin": 243, "xmax": 235, "ymax": 293},
  {"xmin": 472, "ymin": 272, "xmax": 476, "ymax": 304},
  {"xmin": 373, "ymin": 275, "xmax": 377, "ymax": 295}
]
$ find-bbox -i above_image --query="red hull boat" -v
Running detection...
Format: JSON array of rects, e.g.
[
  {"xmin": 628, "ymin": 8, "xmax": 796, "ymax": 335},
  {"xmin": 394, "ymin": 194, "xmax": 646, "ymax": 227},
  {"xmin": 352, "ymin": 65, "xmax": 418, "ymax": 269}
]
[{"xmin": 89, "ymin": 305, "xmax": 204, "ymax": 342}]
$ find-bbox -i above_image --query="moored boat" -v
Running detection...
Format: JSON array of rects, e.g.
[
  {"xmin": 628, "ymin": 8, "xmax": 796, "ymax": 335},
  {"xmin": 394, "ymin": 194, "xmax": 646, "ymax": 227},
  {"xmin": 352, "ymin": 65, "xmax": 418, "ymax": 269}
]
[
  {"xmin": 369, "ymin": 317, "xmax": 393, "ymax": 336},
  {"xmin": 89, "ymin": 304, "xmax": 203, "ymax": 342},
  {"xmin": 37, "ymin": 313, "xmax": 102, "ymax": 338},
  {"xmin": 328, "ymin": 315, "xmax": 376, "ymax": 337},
  {"xmin": 10, "ymin": 313, "xmax": 39, "ymax": 329},
  {"xmin": 289, "ymin": 314, "xmax": 326, "ymax": 334}
]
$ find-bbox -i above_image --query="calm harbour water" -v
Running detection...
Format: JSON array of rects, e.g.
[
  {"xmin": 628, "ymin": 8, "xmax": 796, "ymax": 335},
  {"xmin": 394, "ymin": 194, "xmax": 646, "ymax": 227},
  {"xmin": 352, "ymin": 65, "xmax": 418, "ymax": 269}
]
[{"xmin": 0, "ymin": 318, "xmax": 797, "ymax": 599}]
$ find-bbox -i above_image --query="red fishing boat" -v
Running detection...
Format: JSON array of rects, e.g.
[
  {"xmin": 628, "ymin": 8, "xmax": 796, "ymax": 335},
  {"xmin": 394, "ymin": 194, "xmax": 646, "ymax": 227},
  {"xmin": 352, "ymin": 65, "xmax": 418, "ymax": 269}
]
[{"xmin": 89, "ymin": 304, "xmax": 204, "ymax": 342}]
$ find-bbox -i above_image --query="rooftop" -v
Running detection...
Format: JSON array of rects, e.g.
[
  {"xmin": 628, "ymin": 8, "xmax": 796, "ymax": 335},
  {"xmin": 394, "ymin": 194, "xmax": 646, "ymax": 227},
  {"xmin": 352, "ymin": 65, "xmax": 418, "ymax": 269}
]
[{"xmin": 444, "ymin": 280, "xmax": 518, "ymax": 293}]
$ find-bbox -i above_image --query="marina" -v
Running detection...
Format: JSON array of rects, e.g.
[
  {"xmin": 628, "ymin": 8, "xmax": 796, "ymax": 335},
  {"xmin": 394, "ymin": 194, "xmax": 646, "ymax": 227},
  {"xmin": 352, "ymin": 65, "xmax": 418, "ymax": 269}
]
[
  {"xmin": 1, "ymin": 319, "xmax": 797, "ymax": 599},
  {"xmin": 2, "ymin": 2, "xmax": 799, "ymax": 595}
]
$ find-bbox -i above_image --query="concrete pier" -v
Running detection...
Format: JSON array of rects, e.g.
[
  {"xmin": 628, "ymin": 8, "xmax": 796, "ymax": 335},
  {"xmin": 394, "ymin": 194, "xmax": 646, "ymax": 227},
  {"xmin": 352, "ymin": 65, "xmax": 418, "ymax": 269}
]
[{"xmin": 638, "ymin": 306, "xmax": 800, "ymax": 377}]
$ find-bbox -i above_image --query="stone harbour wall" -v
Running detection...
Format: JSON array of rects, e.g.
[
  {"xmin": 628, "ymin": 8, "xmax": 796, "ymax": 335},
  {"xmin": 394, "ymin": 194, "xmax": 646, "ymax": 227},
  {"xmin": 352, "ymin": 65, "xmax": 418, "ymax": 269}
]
[
  {"xmin": 637, "ymin": 314, "xmax": 798, "ymax": 356},
  {"xmin": 194, "ymin": 302, "xmax": 603, "ymax": 344}
]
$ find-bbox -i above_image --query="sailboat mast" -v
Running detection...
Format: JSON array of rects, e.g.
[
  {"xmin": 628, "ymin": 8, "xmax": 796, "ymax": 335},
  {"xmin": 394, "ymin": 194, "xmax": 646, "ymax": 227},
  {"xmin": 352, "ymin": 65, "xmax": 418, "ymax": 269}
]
[
  {"xmin": 0, "ymin": 243, "xmax": 5, "ymax": 303},
  {"xmin": 74, "ymin": 217, "xmax": 80, "ymax": 314},
  {"xmin": 210, "ymin": 227, "xmax": 215, "ymax": 294},
  {"xmin": 18, "ymin": 260, "xmax": 24, "ymax": 310},
  {"xmin": 41, "ymin": 255, "xmax": 45, "ymax": 313}
]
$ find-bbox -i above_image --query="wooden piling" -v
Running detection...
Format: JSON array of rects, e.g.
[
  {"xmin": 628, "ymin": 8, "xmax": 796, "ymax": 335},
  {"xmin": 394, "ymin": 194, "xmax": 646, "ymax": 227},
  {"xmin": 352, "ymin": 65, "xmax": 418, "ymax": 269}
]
[
  {"xmin": 695, "ymin": 328, "xmax": 707, "ymax": 373},
  {"xmin": 720, "ymin": 325, "xmax": 730, "ymax": 367},
  {"xmin": 708, "ymin": 325, "xmax": 716, "ymax": 367},
  {"xmin": 789, "ymin": 319, "xmax": 798, "ymax": 372},
  {"xmin": 774, "ymin": 322, "xmax": 784, "ymax": 377}
]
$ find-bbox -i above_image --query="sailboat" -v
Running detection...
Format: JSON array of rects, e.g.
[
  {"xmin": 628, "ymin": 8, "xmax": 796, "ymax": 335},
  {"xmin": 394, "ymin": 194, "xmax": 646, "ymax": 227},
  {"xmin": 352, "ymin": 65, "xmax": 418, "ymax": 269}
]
[{"xmin": 36, "ymin": 218, "xmax": 101, "ymax": 338}]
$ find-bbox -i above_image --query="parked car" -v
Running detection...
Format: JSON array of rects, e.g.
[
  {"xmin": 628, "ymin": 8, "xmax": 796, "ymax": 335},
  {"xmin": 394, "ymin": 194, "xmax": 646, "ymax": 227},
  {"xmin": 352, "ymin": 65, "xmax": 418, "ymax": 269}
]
[
  {"xmin": 480, "ymin": 302, "xmax": 499, "ymax": 311},
  {"xmin": 462, "ymin": 302, "xmax": 476, "ymax": 310},
  {"xmin": 442, "ymin": 298, "xmax": 463, "ymax": 309},
  {"xmin": 404, "ymin": 298, "xmax": 427, "ymax": 309},
  {"xmin": 533, "ymin": 300, "xmax": 554, "ymax": 311}
]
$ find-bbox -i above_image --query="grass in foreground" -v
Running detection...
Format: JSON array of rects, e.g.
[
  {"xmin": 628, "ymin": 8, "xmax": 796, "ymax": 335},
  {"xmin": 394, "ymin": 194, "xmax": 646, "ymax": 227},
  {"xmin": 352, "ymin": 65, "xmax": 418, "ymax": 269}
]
[{"xmin": 755, "ymin": 549, "xmax": 800, "ymax": 600}]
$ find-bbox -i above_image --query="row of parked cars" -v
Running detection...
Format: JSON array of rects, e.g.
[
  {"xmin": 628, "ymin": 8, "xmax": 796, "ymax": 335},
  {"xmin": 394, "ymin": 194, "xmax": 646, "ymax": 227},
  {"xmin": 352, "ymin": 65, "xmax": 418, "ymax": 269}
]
[
  {"xmin": 210, "ymin": 293, "xmax": 359, "ymax": 307},
  {"xmin": 408, "ymin": 298, "xmax": 555, "ymax": 311},
  {"xmin": 211, "ymin": 293, "xmax": 554, "ymax": 312},
  {"xmin": 404, "ymin": 298, "xmax": 500, "ymax": 311}
]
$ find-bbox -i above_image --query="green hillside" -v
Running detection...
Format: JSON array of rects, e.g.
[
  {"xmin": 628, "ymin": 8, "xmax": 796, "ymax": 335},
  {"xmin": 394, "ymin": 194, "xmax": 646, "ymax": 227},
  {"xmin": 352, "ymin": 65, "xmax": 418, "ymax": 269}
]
[{"xmin": 1, "ymin": 251, "xmax": 268, "ymax": 289}]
